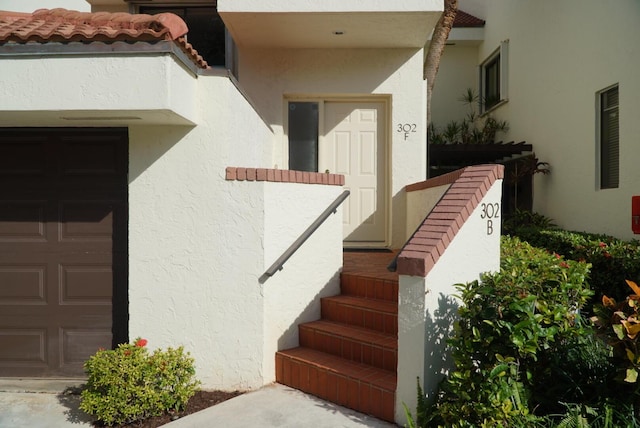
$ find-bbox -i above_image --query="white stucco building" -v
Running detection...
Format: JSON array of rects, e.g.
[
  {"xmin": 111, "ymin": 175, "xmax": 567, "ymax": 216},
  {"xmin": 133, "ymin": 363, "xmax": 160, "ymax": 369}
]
[
  {"xmin": 0, "ymin": 0, "xmax": 507, "ymax": 424},
  {"xmin": 431, "ymin": 0, "xmax": 640, "ymax": 240}
]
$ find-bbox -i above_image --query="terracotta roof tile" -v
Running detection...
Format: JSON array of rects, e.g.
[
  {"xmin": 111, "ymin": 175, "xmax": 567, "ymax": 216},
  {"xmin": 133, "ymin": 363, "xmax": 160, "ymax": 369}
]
[
  {"xmin": 454, "ymin": 10, "xmax": 485, "ymax": 28},
  {"xmin": 0, "ymin": 8, "xmax": 208, "ymax": 68}
]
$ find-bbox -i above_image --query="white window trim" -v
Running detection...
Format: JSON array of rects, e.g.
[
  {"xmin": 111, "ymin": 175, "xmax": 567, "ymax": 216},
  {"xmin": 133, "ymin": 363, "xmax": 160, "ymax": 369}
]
[{"xmin": 479, "ymin": 40, "xmax": 509, "ymax": 115}]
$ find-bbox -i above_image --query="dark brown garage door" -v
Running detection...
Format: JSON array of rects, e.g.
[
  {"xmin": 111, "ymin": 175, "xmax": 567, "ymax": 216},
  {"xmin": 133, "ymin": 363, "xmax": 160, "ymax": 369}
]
[{"xmin": 0, "ymin": 128, "xmax": 128, "ymax": 377}]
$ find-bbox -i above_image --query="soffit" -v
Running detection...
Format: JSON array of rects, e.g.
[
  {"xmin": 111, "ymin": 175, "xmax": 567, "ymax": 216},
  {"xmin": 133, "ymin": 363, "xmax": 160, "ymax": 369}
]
[{"xmin": 219, "ymin": 11, "xmax": 442, "ymax": 49}]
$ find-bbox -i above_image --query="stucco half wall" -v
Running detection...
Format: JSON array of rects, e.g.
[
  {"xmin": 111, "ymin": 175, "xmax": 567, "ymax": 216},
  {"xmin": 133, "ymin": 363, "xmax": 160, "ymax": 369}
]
[
  {"xmin": 395, "ymin": 165, "xmax": 503, "ymax": 424},
  {"xmin": 128, "ymin": 73, "xmax": 343, "ymax": 390}
]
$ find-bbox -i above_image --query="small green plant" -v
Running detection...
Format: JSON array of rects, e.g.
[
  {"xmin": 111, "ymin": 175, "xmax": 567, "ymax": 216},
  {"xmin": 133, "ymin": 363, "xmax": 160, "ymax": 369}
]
[
  {"xmin": 428, "ymin": 236, "xmax": 593, "ymax": 427},
  {"xmin": 80, "ymin": 338, "xmax": 200, "ymax": 426},
  {"xmin": 428, "ymin": 88, "xmax": 509, "ymax": 145},
  {"xmin": 403, "ymin": 378, "xmax": 427, "ymax": 428},
  {"xmin": 593, "ymin": 280, "xmax": 640, "ymax": 385},
  {"xmin": 502, "ymin": 209, "xmax": 556, "ymax": 235}
]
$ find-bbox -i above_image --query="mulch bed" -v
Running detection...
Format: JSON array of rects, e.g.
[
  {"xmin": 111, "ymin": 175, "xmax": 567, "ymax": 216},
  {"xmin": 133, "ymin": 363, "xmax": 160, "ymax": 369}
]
[{"xmin": 94, "ymin": 390, "xmax": 243, "ymax": 428}]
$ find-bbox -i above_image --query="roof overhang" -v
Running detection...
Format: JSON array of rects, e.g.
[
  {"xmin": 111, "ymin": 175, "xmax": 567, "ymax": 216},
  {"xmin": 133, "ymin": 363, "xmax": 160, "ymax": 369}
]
[
  {"xmin": 445, "ymin": 27, "xmax": 484, "ymax": 46},
  {"xmin": 218, "ymin": 0, "xmax": 444, "ymax": 49},
  {"xmin": 0, "ymin": 44, "xmax": 199, "ymax": 127}
]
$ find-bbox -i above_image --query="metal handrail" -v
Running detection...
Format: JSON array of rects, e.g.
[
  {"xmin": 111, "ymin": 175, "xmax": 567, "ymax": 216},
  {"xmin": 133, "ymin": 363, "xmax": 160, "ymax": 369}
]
[{"xmin": 260, "ymin": 190, "xmax": 350, "ymax": 283}]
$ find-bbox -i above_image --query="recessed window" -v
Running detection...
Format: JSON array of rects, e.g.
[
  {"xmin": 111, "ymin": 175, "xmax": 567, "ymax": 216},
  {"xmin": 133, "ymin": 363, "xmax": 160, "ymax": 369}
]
[
  {"xmin": 288, "ymin": 102, "xmax": 319, "ymax": 172},
  {"xmin": 599, "ymin": 84, "xmax": 620, "ymax": 189},
  {"xmin": 139, "ymin": 5, "xmax": 236, "ymax": 73},
  {"xmin": 480, "ymin": 41, "xmax": 509, "ymax": 113}
]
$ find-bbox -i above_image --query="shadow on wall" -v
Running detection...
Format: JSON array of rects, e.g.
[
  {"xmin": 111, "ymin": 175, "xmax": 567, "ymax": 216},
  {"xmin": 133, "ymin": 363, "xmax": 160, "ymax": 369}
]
[
  {"xmin": 423, "ymin": 293, "xmax": 459, "ymax": 399},
  {"xmin": 275, "ymin": 269, "xmax": 341, "ymax": 352},
  {"xmin": 128, "ymin": 125, "xmax": 195, "ymax": 183}
]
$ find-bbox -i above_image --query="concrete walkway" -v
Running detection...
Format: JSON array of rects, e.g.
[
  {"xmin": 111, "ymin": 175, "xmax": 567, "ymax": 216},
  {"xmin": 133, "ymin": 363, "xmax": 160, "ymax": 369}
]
[
  {"xmin": 0, "ymin": 380, "xmax": 397, "ymax": 427},
  {"xmin": 0, "ymin": 379, "xmax": 93, "ymax": 428},
  {"xmin": 165, "ymin": 384, "xmax": 397, "ymax": 428}
]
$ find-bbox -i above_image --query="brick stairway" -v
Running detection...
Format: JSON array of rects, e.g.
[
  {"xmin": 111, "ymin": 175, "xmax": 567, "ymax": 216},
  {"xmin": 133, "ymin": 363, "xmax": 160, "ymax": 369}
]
[{"xmin": 275, "ymin": 251, "xmax": 398, "ymax": 423}]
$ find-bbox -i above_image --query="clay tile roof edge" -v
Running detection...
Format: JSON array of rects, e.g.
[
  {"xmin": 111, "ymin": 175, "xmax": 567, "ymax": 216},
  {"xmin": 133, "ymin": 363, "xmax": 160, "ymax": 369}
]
[
  {"xmin": 454, "ymin": 10, "xmax": 485, "ymax": 28},
  {"xmin": 0, "ymin": 8, "xmax": 207, "ymax": 69}
]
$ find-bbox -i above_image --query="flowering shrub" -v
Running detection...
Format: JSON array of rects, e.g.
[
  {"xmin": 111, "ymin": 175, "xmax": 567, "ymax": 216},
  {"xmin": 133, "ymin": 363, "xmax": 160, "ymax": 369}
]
[
  {"xmin": 80, "ymin": 338, "xmax": 200, "ymax": 426},
  {"xmin": 509, "ymin": 226, "xmax": 640, "ymax": 302},
  {"xmin": 427, "ymin": 236, "xmax": 593, "ymax": 427}
]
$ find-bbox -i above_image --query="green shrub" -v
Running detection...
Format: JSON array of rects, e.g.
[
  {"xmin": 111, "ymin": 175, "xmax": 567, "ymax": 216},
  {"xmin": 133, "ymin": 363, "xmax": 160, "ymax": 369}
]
[
  {"xmin": 509, "ymin": 227, "xmax": 640, "ymax": 302},
  {"xmin": 80, "ymin": 338, "xmax": 200, "ymax": 426},
  {"xmin": 428, "ymin": 236, "xmax": 593, "ymax": 427}
]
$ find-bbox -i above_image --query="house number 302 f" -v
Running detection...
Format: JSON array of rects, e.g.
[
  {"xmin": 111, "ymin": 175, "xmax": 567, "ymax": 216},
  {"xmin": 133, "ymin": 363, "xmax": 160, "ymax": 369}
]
[
  {"xmin": 480, "ymin": 202, "xmax": 500, "ymax": 235},
  {"xmin": 396, "ymin": 123, "xmax": 417, "ymax": 140}
]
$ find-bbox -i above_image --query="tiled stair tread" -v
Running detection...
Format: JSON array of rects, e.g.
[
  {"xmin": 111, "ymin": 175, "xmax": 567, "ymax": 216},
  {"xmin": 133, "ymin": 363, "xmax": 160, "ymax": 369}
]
[
  {"xmin": 322, "ymin": 295, "xmax": 397, "ymax": 314},
  {"xmin": 342, "ymin": 272, "xmax": 399, "ymax": 284},
  {"xmin": 277, "ymin": 347, "xmax": 397, "ymax": 391},
  {"xmin": 301, "ymin": 320, "xmax": 397, "ymax": 349},
  {"xmin": 340, "ymin": 273, "xmax": 399, "ymax": 302}
]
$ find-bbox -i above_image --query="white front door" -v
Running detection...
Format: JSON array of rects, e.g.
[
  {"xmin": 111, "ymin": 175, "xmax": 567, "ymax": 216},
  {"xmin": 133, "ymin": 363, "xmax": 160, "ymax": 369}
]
[{"xmin": 320, "ymin": 102, "xmax": 386, "ymax": 246}]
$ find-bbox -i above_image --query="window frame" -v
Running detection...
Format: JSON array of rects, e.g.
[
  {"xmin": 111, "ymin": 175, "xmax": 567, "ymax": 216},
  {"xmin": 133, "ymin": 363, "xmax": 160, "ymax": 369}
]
[
  {"xmin": 479, "ymin": 40, "xmax": 509, "ymax": 114},
  {"xmin": 597, "ymin": 84, "xmax": 620, "ymax": 190}
]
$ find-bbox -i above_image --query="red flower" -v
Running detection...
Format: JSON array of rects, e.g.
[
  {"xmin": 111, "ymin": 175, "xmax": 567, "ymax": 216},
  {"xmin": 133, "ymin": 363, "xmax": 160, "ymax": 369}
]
[
  {"xmin": 554, "ymin": 253, "xmax": 561, "ymax": 259},
  {"xmin": 560, "ymin": 261, "xmax": 570, "ymax": 268},
  {"xmin": 135, "ymin": 338, "xmax": 148, "ymax": 348},
  {"xmin": 604, "ymin": 252, "xmax": 612, "ymax": 259},
  {"xmin": 124, "ymin": 350, "xmax": 132, "ymax": 356},
  {"xmin": 599, "ymin": 242, "xmax": 607, "ymax": 248}
]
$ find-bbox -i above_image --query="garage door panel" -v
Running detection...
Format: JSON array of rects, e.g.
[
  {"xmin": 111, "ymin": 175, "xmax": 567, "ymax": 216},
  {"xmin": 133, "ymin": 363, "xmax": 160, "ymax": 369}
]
[
  {"xmin": 0, "ymin": 128, "xmax": 127, "ymax": 377},
  {"xmin": 61, "ymin": 328, "xmax": 112, "ymax": 365},
  {"xmin": 0, "ymin": 200, "xmax": 47, "ymax": 241},
  {"xmin": 60, "ymin": 138, "xmax": 125, "ymax": 177},
  {"xmin": 60, "ymin": 265, "xmax": 112, "ymax": 305},
  {"xmin": 59, "ymin": 201, "xmax": 114, "ymax": 241},
  {"xmin": 0, "ymin": 329, "xmax": 47, "ymax": 364},
  {"xmin": 0, "ymin": 141, "xmax": 47, "ymax": 176},
  {"xmin": 0, "ymin": 265, "xmax": 46, "ymax": 304}
]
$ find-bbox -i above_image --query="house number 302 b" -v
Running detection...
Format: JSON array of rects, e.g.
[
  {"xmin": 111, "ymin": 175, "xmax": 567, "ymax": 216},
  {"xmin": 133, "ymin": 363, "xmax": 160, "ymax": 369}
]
[
  {"xmin": 396, "ymin": 123, "xmax": 417, "ymax": 140},
  {"xmin": 480, "ymin": 202, "xmax": 500, "ymax": 235}
]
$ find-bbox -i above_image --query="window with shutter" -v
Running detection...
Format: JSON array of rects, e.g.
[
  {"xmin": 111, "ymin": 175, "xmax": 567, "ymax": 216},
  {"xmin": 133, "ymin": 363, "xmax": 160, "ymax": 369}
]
[
  {"xmin": 479, "ymin": 40, "xmax": 509, "ymax": 113},
  {"xmin": 599, "ymin": 85, "xmax": 619, "ymax": 189}
]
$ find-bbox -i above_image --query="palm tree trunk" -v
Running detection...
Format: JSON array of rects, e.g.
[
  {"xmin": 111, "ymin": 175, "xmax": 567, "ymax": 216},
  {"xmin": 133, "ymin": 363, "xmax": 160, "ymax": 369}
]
[{"xmin": 424, "ymin": 0, "xmax": 458, "ymax": 125}]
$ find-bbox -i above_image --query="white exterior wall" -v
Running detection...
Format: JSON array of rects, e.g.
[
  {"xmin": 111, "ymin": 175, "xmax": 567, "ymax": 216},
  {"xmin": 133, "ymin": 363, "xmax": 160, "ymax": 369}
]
[
  {"xmin": 240, "ymin": 47, "xmax": 428, "ymax": 248},
  {"xmin": 128, "ymin": 73, "xmax": 344, "ymax": 390},
  {"xmin": 262, "ymin": 182, "xmax": 343, "ymax": 383},
  {"xmin": 429, "ymin": 45, "xmax": 479, "ymax": 127},
  {"xmin": 396, "ymin": 181, "xmax": 502, "ymax": 425},
  {"xmin": 0, "ymin": 0, "xmax": 89, "ymax": 12},
  {"xmin": 449, "ymin": 0, "xmax": 640, "ymax": 240},
  {"xmin": 129, "ymin": 74, "xmax": 272, "ymax": 390}
]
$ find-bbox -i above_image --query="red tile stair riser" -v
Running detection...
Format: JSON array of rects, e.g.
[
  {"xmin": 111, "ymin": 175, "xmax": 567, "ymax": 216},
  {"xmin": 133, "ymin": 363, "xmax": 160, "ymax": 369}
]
[{"xmin": 276, "ymin": 251, "xmax": 399, "ymax": 422}]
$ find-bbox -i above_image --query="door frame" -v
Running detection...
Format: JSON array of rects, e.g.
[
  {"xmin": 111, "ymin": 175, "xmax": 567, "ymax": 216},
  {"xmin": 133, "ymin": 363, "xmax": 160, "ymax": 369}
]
[{"xmin": 283, "ymin": 95, "xmax": 392, "ymax": 248}]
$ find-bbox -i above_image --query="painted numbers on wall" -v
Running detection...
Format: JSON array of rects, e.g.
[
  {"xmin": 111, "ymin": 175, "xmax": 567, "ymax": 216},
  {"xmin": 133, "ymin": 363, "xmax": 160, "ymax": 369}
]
[
  {"xmin": 480, "ymin": 202, "xmax": 500, "ymax": 235},
  {"xmin": 396, "ymin": 123, "xmax": 417, "ymax": 141}
]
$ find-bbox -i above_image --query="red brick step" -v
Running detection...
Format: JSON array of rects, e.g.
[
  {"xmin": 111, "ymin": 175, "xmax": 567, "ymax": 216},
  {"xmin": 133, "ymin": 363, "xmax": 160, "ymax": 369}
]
[
  {"xmin": 299, "ymin": 320, "xmax": 397, "ymax": 371},
  {"xmin": 277, "ymin": 252, "xmax": 399, "ymax": 424},
  {"xmin": 321, "ymin": 295, "xmax": 397, "ymax": 335},
  {"xmin": 276, "ymin": 347, "xmax": 396, "ymax": 422}
]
